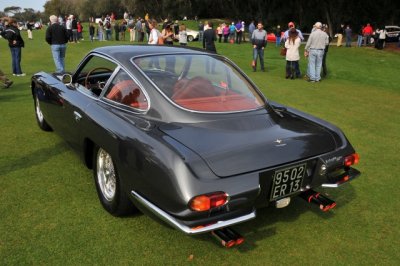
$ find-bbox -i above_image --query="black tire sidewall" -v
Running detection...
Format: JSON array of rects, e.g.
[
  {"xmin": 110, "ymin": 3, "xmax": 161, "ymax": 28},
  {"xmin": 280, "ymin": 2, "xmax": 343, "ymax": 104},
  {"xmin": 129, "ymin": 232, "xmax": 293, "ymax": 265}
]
[{"xmin": 33, "ymin": 90, "xmax": 52, "ymax": 131}]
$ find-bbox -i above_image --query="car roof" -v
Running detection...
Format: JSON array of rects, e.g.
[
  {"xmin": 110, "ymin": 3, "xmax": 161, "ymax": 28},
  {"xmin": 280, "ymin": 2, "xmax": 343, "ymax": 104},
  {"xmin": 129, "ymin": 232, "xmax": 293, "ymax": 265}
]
[{"xmin": 92, "ymin": 45, "xmax": 209, "ymax": 62}]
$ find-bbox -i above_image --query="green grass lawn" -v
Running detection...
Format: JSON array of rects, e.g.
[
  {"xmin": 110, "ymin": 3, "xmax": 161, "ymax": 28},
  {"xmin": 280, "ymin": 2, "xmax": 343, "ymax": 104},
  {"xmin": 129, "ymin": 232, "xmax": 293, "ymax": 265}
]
[{"xmin": 1, "ymin": 25, "xmax": 399, "ymax": 265}]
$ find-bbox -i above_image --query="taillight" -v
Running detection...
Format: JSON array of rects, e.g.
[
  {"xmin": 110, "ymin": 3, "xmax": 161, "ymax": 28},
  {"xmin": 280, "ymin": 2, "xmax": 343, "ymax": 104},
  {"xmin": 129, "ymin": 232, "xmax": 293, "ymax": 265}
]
[
  {"xmin": 189, "ymin": 192, "xmax": 228, "ymax": 212},
  {"xmin": 344, "ymin": 153, "xmax": 360, "ymax": 167}
]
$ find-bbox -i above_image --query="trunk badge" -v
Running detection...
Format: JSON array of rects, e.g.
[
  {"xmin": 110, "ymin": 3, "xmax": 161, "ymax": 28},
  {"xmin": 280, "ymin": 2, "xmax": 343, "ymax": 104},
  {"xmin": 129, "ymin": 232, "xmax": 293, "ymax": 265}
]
[{"xmin": 274, "ymin": 139, "xmax": 287, "ymax": 147}]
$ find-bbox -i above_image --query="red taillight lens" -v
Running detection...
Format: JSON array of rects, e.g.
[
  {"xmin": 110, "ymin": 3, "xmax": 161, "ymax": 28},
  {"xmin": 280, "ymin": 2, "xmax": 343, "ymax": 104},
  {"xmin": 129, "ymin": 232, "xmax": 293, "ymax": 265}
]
[
  {"xmin": 189, "ymin": 192, "xmax": 228, "ymax": 212},
  {"xmin": 344, "ymin": 153, "xmax": 360, "ymax": 167}
]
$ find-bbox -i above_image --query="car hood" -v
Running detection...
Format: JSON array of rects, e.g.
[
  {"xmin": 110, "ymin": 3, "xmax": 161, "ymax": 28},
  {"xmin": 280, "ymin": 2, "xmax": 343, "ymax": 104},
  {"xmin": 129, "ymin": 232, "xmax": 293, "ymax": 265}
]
[{"xmin": 159, "ymin": 113, "xmax": 337, "ymax": 177}]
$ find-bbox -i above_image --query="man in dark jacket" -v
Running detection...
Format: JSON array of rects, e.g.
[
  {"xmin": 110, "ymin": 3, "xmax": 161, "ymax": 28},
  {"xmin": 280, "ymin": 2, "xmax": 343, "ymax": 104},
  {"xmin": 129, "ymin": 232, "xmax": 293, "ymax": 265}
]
[
  {"xmin": 202, "ymin": 22, "xmax": 217, "ymax": 73},
  {"xmin": 1, "ymin": 19, "xmax": 25, "ymax": 76},
  {"xmin": 203, "ymin": 22, "xmax": 217, "ymax": 53},
  {"xmin": 251, "ymin": 22, "xmax": 267, "ymax": 72},
  {"xmin": 46, "ymin": 15, "xmax": 69, "ymax": 74}
]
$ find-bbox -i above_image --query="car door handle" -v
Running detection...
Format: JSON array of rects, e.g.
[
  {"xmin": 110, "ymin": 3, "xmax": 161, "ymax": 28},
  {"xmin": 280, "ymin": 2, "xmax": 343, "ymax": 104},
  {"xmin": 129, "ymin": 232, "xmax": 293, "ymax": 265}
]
[{"xmin": 73, "ymin": 111, "xmax": 82, "ymax": 122}]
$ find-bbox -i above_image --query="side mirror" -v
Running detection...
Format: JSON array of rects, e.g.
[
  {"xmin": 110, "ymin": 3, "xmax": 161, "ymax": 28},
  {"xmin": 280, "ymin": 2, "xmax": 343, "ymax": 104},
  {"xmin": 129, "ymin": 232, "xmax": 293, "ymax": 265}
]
[{"xmin": 62, "ymin": 74, "xmax": 72, "ymax": 85}]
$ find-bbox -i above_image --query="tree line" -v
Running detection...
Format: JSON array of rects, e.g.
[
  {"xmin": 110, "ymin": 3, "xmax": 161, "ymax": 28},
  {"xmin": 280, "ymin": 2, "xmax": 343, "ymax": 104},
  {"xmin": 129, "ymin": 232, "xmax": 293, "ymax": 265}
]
[{"xmin": 3, "ymin": 0, "xmax": 399, "ymax": 33}]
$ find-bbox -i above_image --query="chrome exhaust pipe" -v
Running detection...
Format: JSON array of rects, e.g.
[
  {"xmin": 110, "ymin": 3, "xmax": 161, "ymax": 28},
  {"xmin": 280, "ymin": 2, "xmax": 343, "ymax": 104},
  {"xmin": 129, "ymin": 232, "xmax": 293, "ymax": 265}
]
[
  {"xmin": 211, "ymin": 227, "xmax": 244, "ymax": 248},
  {"xmin": 299, "ymin": 189, "xmax": 336, "ymax": 212}
]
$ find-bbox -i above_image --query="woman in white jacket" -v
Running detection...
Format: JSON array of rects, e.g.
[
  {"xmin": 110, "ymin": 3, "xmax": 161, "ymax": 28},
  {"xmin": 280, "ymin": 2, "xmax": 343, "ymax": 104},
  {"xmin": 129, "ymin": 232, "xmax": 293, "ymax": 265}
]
[{"xmin": 285, "ymin": 28, "xmax": 301, "ymax": 79}]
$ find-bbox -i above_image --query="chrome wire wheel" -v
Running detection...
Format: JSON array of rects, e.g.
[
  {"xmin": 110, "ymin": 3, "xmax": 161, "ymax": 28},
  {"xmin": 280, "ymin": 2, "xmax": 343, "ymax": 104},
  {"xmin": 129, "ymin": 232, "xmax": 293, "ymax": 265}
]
[
  {"xmin": 96, "ymin": 148, "xmax": 116, "ymax": 202},
  {"xmin": 35, "ymin": 95, "xmax": 44, "ymax": 123}
]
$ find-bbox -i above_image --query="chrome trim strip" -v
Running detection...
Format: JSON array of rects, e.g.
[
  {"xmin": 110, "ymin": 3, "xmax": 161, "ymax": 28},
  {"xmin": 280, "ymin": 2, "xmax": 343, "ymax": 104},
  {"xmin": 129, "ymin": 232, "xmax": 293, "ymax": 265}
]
[
  {"xmin": 131, "ymin": 190, "xmax": 256, "ymax": 234},
  {"xmin": 321, "ymin": 168, "xmax": 360, "ymax": 188}
]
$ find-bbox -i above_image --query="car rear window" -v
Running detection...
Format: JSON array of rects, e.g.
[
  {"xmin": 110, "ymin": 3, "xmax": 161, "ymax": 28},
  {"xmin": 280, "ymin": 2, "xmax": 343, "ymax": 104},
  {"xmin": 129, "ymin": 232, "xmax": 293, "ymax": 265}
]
[{"xmin": 133, "ymin": 54, "xmax": 265, "ymax": 112}]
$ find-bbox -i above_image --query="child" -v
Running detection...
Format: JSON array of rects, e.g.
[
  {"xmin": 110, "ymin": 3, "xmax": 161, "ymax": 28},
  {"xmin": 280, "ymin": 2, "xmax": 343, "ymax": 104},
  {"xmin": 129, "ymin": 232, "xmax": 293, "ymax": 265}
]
[{"xmin": 178, "ymin": 24, "xmax": 187, "ymax": 46}]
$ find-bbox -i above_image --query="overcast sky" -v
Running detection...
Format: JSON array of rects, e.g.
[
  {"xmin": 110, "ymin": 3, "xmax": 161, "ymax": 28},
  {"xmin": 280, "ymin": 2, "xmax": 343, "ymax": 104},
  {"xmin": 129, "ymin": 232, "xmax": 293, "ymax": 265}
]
[{"xmin": 0, "ymin": 0, "xmax": 47, "ymax": 12}]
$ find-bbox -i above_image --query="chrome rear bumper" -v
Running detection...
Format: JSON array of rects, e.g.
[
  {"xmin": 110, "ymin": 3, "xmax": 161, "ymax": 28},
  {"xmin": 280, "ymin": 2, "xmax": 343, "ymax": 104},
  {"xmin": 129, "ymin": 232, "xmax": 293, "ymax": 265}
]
[
  {"xmin": 131, "ymin": 191, "xmax": 256, "ymax": 234},
  {"xmin": 321, "ymin": 167, "xmax": 361, "ymax": 188}
]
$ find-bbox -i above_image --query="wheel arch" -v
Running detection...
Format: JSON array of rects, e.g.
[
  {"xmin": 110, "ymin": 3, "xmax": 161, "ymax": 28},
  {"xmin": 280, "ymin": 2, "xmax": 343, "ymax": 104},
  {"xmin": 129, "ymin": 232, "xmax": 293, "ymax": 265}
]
[{"xmin": 83, "ymin": 138, "xmax": 95, "ymax": 169}]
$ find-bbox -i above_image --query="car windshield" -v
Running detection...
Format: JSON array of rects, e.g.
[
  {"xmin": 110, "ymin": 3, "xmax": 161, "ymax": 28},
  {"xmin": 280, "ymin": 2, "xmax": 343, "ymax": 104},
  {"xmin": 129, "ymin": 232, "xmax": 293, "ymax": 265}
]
[{"xmin": 133, "ymin": 54, "xmax": 265, "ymax": 112}]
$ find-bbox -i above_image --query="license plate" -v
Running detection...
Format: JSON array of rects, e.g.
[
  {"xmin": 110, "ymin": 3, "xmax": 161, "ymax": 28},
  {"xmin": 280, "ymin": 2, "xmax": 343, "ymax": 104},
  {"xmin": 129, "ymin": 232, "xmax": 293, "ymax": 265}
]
[{"xmin": 270, "ymin": 164, "xmax": 306, "ymax": 200}]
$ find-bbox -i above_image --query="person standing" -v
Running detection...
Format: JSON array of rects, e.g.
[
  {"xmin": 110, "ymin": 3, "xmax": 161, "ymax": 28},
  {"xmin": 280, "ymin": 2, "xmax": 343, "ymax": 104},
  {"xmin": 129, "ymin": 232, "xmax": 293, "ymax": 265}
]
[
  {"xmin": 241, "ymin": 21, "xmax": 246, "ymax": 42},
  {"xmin": 66, "ymin": 16, "xmax": 72, "ymax": 42},
  {"xmin": 275, "ymin": 25, "xmax": 282, "ymax": 47},
  {"xmin": 1, "ymin": 19, "xmax": 25, "ymax": 76},
  {"xmin": 322, "ymin": 24, "xmax": 332, "ymax": 77},
  {"xmin": 304, "ymin": 22, "xmax": 329, "ymax": 82},
  {"xmin": 77, "ymin": 21, "xmax": 83, "ymax": 41},
  {"xmin": 178, "ymin": 24, "xmax": 188, "ymax": 46},
  {"xmin": 229, "ymin": 22, "xmax": 236, "ymax": 43},
  {"xmin": 216, "ymin": 24, "xmax": 223, "ymax": 43},
  {"xmin": 223, "ymin": 23, "xmax": 229, "ymax": 43},
  {"xmin": 114, "ymin": 20, "xmax": 120, "ymax": 41},
  {"xmin": 71, "ymin": 15, "xmax": 78, "ymax": 43},
  {"xmin": 344, "ymin": 25, "xmax": 352, "ymax": 47},
  {"xmin": 284, "ymin": 28, "xmax": 301, "ymax": 79},
  {"xmin": 251, "ymin": 22, "xmax": 267, "ymax": 72},
  {"xmin": 89, "ymin": 22, "xmax": 95, "ymax": 42},
  {"xmin": 248, "ymin": 21, "xmax": 255, "ymax": 42},
  {"xmin": 376, "ymin": 27, "xmax": 388, "ymax": 50},
  {"xmin": 203, "ymin": 22, "xmax": 217, "ymax": 74},
  {"xmin": 203, "ymin": 22, "xmax": 217, "ymax": 53},
  {"xmin": 357, "ymin": 25, "xmax": 364, "ymax": 47},
  {"xmin": 45, "ymin": 15, "xmax": 69, "ymax": 74},
  {"xmin": 198, "ymin": 21, "xmax": 204, "ymax": 42},
  {"xmin": 235, "ymin": 20, "xmax": 242, "ymax": 44},
  {"xmin": 283, "ymin": 22, "xmax": 304, "ymax": 41},
  {"xmin": 161, "ymin": 24, "xmax": 175, "ymax": 45},
  {"xmin": 26, "ymin": 21, "xmax": 34, "ymax": 40},
  {"xmin": 362, "ymin": 23, "xmax": 374, "ymax": 46},
  {"xmin": 336, "ymin": 24, "xmax": 344, "ymax": 47},
  {"xmin": 135, "ymin": 18, "xmax": 143, "ymax": 42},
  {"xmin": 148, "ymin": 19, "xmax": 160, "ymax": 45},
  {"xmin": 148, "ymin": 19, "xmax": 161, "ymax": 69},
  {"xmin": 98, "ymin": 21, "xmax": 104, "ymax": 41}
]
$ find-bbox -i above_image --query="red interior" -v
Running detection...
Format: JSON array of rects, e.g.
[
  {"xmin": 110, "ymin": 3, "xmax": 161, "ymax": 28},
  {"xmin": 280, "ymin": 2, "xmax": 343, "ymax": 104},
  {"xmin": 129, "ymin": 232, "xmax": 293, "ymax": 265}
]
[
  {"xmin": 174, "ymin": 94, "xmax": 260, "ymax": 112},
  {"xmin": 106, "ymin": 80, "xmax": 148, "ymax": 110},
  {"xmin": 171, "ymin": 76, "xmax": 260, "ymax": 112}
]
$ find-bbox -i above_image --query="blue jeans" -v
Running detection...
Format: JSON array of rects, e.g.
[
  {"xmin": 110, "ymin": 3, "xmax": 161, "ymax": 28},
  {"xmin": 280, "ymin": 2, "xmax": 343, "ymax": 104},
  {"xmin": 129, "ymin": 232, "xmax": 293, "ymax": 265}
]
[
  {"xmin": 10, "ymin": 47, "xmax": 22, "ymax": 74},
  {"xmin": 307, "ymin": 49, "xmax": 324, "ymax": 81},
  {"xmin": 346, "ymin": 36, "xmax": 352, "ymax": 47},
  {"xmin": 357, "ymin": 35, "xmax": 363, "ymax": 47},
  {"xmin": 276, "ymin": 36, "xmax": 281, "ymax": 47},
  {"xmin": 253, "ymin": 48, "xmax": 264, "ymax": 70},
  {"xmin": 51, "ymin": 44, "xmax": 67, "ymax": 73}
]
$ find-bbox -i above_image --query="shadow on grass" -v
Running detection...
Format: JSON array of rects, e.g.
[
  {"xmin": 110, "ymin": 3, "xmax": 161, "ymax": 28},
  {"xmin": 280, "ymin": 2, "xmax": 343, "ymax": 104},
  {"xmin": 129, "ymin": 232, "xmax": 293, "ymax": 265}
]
[
  {"xmin": 0, "ymin": 91, "xmax": 32, "ymax": 103},
  {"xmin": 0, "ymin": 142, "xmax": 69, "ymax": 176}
]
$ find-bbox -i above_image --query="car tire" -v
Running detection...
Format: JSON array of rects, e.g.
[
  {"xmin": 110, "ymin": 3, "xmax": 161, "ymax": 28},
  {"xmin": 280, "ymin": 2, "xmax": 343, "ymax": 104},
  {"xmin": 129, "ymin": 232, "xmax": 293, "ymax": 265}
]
[
  {"xmin": 34, "ymin": 90, "xmax": 52, "ymax": 131},
  {"xmin": 93, "ymin": 146, "xmax": 134, "ymax": 216},
  {"xmin": 187, "ymin": 35, "xmax": 194, "ymax": 42}
]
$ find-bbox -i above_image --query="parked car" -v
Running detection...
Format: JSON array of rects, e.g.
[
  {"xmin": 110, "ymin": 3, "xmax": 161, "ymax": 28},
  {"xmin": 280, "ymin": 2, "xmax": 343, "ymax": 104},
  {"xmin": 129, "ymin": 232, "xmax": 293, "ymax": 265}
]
[
  {"xmin": 385, "ymin": 25, "xmax": 400, "ymax": 42},
  {"xmin": 186, "ymin": 28, "xmax": 199, "ymax": 42},
  {"xmin": 31, "ymin": 45, "xmax": 360, "ymax": 247}
]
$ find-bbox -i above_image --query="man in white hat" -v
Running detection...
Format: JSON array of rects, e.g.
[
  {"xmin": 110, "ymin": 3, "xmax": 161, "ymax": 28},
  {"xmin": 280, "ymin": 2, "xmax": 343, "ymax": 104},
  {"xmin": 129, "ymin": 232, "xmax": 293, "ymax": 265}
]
[{"xmin": 304, "ymin": 22, "xmax": 329, "ymax": 82}]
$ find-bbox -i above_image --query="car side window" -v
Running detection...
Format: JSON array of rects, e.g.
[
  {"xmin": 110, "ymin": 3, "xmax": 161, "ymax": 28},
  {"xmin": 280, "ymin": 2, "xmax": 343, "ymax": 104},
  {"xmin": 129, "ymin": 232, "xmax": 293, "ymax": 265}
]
[
  {"xmin": 104, "ymin": 69, "xmax": 149, "ymax": 110},
  {"xmin": 75, "ymin": 55, "xmax": 118, "ymax": 96}
]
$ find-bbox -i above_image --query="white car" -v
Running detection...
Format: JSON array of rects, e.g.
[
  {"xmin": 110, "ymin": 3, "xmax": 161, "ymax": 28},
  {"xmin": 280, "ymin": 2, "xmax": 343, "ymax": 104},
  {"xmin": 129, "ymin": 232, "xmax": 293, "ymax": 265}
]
[
  {"xmin": 186, "ymin": 29, "xmax": 199, "ymax": 42},
  {"xmin": 385, "ymin": 25, "xmax": 400, "ymax": 42}
]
